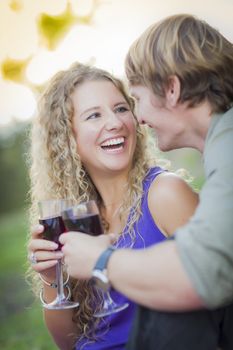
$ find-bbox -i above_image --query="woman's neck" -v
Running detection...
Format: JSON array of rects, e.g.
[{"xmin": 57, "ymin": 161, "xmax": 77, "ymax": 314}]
[
  {"xmin": 91, "ymin": 171, "xmax": 129, "ymax": 234},
  {"xmin": 91, "ymin": 171, "xmax": 128, "ymax": 207},
  {"xmin": 101, "ymin": 203, "xmax": 126, "ymax": 235}
]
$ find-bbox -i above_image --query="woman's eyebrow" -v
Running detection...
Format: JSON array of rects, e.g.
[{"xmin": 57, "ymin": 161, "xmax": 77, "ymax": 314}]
[{"xmin": 80, "ymin": 106, "xmax": 99, "ymax": 118}]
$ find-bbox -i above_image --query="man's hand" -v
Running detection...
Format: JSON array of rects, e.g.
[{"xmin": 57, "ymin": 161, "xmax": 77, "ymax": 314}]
[{"xmin": 59, "ymin": 232, "xmax": 118, "ymax": 279}]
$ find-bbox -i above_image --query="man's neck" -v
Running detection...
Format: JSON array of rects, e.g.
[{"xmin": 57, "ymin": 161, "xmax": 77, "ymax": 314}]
[{"xmin": 187, "ymin": 101, "xmax": 213, "ymax": 153}]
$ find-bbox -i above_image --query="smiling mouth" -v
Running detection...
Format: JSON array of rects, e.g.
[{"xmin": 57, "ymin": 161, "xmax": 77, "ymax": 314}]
[{"xmin": 101, "ymin": 137, "xmax": 125, "ymax": 151}]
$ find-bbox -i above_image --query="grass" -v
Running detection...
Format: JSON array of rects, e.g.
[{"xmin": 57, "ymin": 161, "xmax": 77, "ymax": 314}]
[{"xmin": 0, "ymin": 209, "xmax": 56, "ymax": 349}]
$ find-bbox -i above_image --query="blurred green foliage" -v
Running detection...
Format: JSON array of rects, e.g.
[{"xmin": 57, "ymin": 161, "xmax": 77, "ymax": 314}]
[
  {"xmin": 1, "ymin": 1, "xmax": 99, "ymax": 84},
  {"xmin": 0, "ymin": 210, "xmax": 56, "ymax": 349},
  {"xmin": 0, "ymin": 122, "xmax": 30, "ymax": 215},
  {"xmin": 1, "ymin": 57, "xmax": 30, "ymax": 83},
  {"xmin": 163, "ymin": 148, "xmax": 205, "ymax": 191},
  {"xmin": 37, "ymin": 2, "xmax": 97, "ymax": 50},
  {"xmin": 38, "ymin": 3, "xmax": 77, "ymax": 50}
]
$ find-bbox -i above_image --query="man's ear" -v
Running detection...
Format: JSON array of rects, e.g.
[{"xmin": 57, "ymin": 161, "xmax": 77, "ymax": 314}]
[{"xmin": 165, "ymin": 75, "xmax": 181, "ymax": 107}]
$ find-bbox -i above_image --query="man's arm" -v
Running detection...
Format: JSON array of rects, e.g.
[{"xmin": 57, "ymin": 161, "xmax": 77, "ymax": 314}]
[
  {"xmin": 60, "ymin": 232, "xmax": 204, "ymax": 311},
  {"xmin": 108, "ymin": 240, "xmax": 204, "ymax": 311},
  {"xmin": 108, "ymin": 113, "xmax": 233, "ymax": 310},
  {"xmin": 175, "ymin": 113, "xmax": 233, "ymax": 309},
  {"xmin": 60, "ymin": 161, "xmax": 233, "ymax": 311}
]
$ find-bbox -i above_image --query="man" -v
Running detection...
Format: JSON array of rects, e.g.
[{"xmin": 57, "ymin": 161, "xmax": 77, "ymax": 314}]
[
  {"xmin": 123, "ymin": 13, "xmax": 233, "ymax": 310},
  {"xmin": 60, "ymin": 14, "xmax": 233, "ymax": 349}
]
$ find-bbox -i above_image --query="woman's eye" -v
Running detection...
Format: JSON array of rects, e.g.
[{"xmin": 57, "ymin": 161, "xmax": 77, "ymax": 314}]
[
  {"xmin": 86, "ymin": 113, "xmax": 100, "ymax": 120},
  {"xmin": 115, "ymin": 106, "xmax": 129, "ymax": 113}
]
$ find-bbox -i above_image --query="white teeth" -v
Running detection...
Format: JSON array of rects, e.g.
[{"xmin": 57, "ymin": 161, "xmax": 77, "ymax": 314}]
[{"xmin": 101, "ymin": 137, "xmax": 124, "ymax": 147}]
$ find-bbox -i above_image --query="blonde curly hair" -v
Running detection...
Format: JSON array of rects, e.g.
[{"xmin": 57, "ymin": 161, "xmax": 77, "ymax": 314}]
[{"xmin": 28, "ymin": 62, "xmax": 156, "ymax": 341}]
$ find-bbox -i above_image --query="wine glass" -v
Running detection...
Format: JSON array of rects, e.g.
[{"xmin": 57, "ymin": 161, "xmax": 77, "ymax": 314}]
[
  {"xmin": 38, "ymin": 199, "xmax": 79, "ymax": 310},
  {"xmin": 61, "ymin": 200, "xmax": 129, "ymax": 317}
]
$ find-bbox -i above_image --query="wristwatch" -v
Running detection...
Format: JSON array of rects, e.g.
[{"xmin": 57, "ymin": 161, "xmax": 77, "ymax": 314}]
[{"xmin": 92, "ymin": 246, "xmax": 116, "ymax": 291}]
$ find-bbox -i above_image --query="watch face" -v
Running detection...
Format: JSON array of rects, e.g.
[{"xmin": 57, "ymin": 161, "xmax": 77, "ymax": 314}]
[{"xmin": 91, "ymin": 270, "xmax": 110, "ymax": 292}]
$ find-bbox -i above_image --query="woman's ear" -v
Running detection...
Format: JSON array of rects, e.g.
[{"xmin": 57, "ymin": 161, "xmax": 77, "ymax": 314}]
[{"xmin": 165, "ymin": 75, "xmax": 181, "ymax": 108}]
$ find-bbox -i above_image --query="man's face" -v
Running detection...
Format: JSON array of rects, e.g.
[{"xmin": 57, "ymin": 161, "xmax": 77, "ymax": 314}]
[{"xmin": 129, "ymin": 84, "xmax": 188, "ymax": 152}]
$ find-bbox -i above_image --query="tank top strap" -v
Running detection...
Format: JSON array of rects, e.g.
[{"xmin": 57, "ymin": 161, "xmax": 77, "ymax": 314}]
[{"xmin": 143, "ymin": 166, "xmax": 166, "ymax": 193}]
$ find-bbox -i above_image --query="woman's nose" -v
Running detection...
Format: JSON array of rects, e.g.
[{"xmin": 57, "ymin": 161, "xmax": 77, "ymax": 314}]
[{"xmin": 104, "ymin": 112, "xmax": 123, "ymax": 130}]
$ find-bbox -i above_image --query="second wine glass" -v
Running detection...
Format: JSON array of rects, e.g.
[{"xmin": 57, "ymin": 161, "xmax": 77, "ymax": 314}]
[
  {"xmin": 38, "ymin": 199, "xmax": 79, "ymax": 310},
  {"xmin": 61, "ymin": 200, "xmax": 129, "ymax": 317}
]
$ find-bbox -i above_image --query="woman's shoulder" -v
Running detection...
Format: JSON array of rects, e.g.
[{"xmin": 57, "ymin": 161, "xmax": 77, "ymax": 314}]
[
  {"xmin": 149, "ymin": 171, "xmax": 198, "ymax": 206},
  {"xmin": 147, "ymin": 172, "xmax": 199, "ymax": 236},
  {"xmin": 143, "ymin": 166, "xmax": 166, "ymax": 186}
]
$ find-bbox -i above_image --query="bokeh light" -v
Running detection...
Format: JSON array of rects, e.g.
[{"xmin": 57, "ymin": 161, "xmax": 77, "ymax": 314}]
[{"xmin": 0, "ymin": 0, "xmax": 233, "ymax": 126}]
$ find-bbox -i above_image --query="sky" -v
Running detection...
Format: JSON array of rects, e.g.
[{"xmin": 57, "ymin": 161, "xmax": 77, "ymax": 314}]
[{"xmin": 0, "ymin": 0, "xmax": 233, "ymax": 126}]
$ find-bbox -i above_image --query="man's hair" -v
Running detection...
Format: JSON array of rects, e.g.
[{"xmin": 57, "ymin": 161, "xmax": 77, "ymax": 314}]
[{"xmin": 125, "ymin": 14, "xmax": 233, "ymax": 113}]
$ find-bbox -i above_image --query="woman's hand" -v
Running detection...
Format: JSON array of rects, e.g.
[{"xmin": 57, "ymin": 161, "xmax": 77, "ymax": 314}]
[{"xmin": 27, "ymin": 224, "xmax": 63, "ymax": 281}]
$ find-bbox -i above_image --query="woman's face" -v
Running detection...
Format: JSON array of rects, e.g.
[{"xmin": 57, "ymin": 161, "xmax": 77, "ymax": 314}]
[{"xmin": 72, "ymin": 80, "xmax": 137, "ymax": 177}]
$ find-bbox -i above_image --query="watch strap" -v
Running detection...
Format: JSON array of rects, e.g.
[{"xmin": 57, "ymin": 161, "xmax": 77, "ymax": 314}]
[{"xmin": 93, "ymin": 245, "xmax": 116, "ymax": 271}]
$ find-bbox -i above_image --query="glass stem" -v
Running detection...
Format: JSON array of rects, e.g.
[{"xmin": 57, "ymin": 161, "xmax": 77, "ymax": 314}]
[{"xmin": 56, "ymin": 259, "xmax": 66, "ymax": 300}]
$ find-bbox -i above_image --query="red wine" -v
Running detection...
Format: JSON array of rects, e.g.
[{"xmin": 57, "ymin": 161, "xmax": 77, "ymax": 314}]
[
  {"xmin": 39, "ymin": 216, "xmax": 66, "ymax": 249},
  {"xmin": 63, "ymin": 212, "xmax": 103, "ymax": 236}
]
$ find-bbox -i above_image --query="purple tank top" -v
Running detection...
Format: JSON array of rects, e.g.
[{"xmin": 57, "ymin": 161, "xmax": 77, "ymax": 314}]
[{"xmin": 76, "ymin": 167, "xmax": 167, "ymax": 349}]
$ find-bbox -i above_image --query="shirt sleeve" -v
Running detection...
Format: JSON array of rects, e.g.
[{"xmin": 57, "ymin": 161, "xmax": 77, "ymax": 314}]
[{"xmin": 175, "ymin": 116, "xmax": 233, "ymax": 308}]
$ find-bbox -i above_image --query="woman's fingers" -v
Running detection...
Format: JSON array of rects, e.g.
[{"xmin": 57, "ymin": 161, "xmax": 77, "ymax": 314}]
[
  {"xmin": 31, "ymin": 250, "xmax": 63, "ymax": 263},
  {"xmin": 32, "ymin": 260, "xmax": 58, "ymax": 273},
  {"xmin": 31, "ymin": 224, "xmax": 44, "ymax": 238},
  {"xmin": 27, "ymin": 225, "xmax": 63, "ymax": 279},
  {"xmin": 28, "ymin": 238, "xmax": 58, "ymax": 252},
  {"xmin": 28, "ymin": 248, "xmax": 63, "ymax": 273}
]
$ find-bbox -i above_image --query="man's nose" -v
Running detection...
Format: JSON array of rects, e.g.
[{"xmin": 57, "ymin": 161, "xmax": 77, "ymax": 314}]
[
  {"xmin": 139, "ymin": 119, "xmax": 146, "ymax": 125},
  {"xmin": 133, "ymin": 106, "xmax": 143, "ymax": 124},
  {"xmin": 134, "ymin": 111, "xmax": 144, "ymax": 124}
]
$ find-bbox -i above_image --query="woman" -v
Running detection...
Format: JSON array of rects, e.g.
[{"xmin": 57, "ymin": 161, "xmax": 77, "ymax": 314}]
[{"xmin": 27, "ymin": 62, "xmax": 198, "ymax": 349}]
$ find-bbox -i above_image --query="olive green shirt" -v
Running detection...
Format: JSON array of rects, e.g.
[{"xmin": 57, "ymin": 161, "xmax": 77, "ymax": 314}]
[{"xmin": 176, "ymin": 106, "xmax": 233, "ymax": 308}]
